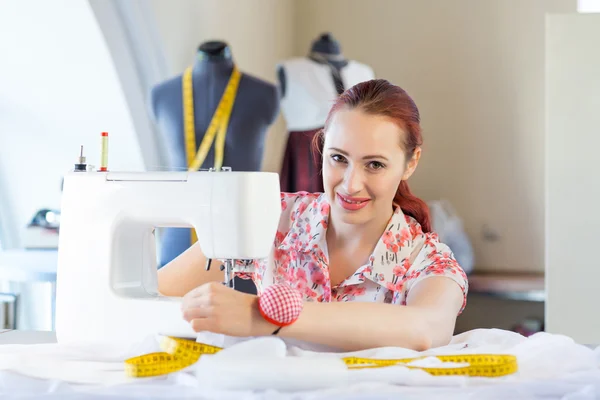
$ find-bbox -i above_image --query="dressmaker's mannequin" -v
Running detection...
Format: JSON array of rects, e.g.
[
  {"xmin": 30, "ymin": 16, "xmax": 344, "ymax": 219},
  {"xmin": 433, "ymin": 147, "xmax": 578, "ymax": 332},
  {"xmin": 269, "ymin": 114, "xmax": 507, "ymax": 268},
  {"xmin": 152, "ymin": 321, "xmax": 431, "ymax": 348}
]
[
  {"xmin": 278, "ymin": 33, "xmax": 348, "ymax": 98},
  {"xmin": 151, "ymin": 41, "xmax": 279, "ymax": 173},
  {"xmin": 277, "ymin": 33, "xmax": 375, "ymax": 193},
  {"xmin": 150, "ymin": 41, "xmax": 279, "ymax": 293}
]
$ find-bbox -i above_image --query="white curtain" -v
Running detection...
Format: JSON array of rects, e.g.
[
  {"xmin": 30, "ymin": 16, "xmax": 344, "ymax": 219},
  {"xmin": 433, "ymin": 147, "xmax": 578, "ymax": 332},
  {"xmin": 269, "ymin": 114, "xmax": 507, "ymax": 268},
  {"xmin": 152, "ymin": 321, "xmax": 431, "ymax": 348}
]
[{"xmin": 88, "ymin": 0, "xmax": 170, "ymax": 171}]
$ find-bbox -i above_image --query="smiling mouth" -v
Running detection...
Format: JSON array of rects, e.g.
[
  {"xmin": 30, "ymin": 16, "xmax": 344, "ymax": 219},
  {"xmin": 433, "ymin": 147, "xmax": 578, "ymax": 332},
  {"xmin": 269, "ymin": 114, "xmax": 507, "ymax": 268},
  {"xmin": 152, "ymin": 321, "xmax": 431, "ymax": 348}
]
[
  {"xmin": 339, "ymin": 195, "xmax": 368, "ymax": 204},
  {"xmin": 336, "ymin": 193, "xmax": 371, "ymax": 210}
]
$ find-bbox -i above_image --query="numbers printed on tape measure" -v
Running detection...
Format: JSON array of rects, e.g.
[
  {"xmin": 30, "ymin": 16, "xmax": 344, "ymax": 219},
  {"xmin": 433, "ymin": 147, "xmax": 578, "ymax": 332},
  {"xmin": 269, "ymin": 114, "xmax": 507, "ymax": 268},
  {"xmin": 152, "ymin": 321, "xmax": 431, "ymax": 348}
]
[
  {"xmin": 124, "ymin": 337, "xmax": 223, "ymax": 378},
  {"xmin": 342, "ymin": 354, "xmax": 518, "ymax": 377},
  {"xmin": 124, "ymin": 336, "xmax": 518, "ymax": 379},
  {"xmin": 161, "ymin": 336, "xmax": 221, "ymax": 360}
]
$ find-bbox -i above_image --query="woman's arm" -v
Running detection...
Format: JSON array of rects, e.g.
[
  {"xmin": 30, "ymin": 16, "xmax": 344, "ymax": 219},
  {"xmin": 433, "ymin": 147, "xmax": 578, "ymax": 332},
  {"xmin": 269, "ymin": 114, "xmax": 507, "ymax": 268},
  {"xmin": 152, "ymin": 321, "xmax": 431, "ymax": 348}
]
[
  {"xmin": 157, "ymin": 242, "xmax": 225, "ymax": 297},
  {"xmin": 182, "ymin": 276, "xmax": 465, "ymax": 352},
  {"xmin": 278, "ymin": 277, "xmax": 464, "ymax": 352}
]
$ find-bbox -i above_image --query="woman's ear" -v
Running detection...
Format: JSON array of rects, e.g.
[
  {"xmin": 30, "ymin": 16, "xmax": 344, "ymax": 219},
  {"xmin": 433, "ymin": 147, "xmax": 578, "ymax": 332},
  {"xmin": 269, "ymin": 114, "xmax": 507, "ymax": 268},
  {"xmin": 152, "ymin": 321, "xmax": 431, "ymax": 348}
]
[{"xmin": 402, "ymin": 147, "xmax": 421, "ymax": 180}]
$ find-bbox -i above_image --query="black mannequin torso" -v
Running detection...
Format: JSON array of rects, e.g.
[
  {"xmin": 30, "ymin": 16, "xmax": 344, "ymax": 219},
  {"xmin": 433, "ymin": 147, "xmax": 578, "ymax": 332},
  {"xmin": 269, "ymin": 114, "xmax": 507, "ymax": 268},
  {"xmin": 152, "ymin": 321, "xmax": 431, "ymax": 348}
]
[
  {"xmin": 277, "ymin": 33, "xmax": 348, "ymax": 97},
  {"xmin": 151, "ymin": 41, "xmax": 279, "ymax": 172},
  {"xmin": 308, "ymin": 32, "xmax": 348, "ymax": 70},
  {"xmin": 150, "ymin": 41, "xmax": 279, "ymax": 279}
]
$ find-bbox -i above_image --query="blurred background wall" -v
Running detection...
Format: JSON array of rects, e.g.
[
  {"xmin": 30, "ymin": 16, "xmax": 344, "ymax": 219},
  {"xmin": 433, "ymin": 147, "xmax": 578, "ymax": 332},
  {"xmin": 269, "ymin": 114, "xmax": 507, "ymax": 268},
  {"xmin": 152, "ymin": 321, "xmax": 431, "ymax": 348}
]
[{"xmin": 142, "ymin": 0, "xmax": 578, "ymax": 275}]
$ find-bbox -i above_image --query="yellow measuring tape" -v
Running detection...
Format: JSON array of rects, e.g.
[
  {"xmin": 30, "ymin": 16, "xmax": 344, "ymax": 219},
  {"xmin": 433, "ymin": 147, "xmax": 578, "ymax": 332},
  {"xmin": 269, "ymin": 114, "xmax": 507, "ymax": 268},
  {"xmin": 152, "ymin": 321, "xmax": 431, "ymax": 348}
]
[
  {"xmin": 125, "ymin": 336, "xmax": 518, "ymax": 379},
  {"xmin": 125, "ymin": 337, "xmax": 221, "ymax": 378},
  {"xmin": 182, "ymin": 65, "xmax": 241, "ymax": 244}
]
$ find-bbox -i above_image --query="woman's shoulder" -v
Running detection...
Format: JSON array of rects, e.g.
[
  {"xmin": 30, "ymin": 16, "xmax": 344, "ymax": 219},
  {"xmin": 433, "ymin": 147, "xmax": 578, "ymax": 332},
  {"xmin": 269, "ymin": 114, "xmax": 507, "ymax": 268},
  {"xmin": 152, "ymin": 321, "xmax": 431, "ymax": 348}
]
[
  {"xmin": 402, "ymin": 214, "xmax": 454, "ymax": 257},
  {"xmin": 276, "ymin": 191, "xmax": 328, "ymax": 233},
  {"xmin": 279, "ymin": 191, "xmax": 326, "ymax": 213}
]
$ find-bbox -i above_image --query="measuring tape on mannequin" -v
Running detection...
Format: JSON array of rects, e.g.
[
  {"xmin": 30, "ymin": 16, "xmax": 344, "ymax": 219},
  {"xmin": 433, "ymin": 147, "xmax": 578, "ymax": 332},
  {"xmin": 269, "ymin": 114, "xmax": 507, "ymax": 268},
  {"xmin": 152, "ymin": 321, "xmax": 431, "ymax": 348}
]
[
  {"xmin": 182, "ymin": 65, "xmax": 241, "ymax": 244},
  {"xmin": 124, "ymin": 336, "xmax": 518, "ymax": 379}
]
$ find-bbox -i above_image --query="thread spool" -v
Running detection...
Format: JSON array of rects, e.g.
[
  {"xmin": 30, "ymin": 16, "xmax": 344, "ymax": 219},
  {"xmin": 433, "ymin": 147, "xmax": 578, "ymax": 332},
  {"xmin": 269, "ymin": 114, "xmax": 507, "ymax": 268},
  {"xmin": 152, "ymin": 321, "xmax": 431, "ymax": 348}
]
[{"xmin": 99, "ymin": 132, "xmax": 109, "ymax": 172}]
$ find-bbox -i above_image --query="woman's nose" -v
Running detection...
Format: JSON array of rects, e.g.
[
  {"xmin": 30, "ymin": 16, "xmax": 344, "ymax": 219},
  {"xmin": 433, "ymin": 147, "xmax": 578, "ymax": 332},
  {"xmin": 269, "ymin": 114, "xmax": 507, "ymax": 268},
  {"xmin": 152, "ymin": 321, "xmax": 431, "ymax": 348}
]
[{"xmin": 343, "ymin": 166, "xmax": 365, "ymax": 194}]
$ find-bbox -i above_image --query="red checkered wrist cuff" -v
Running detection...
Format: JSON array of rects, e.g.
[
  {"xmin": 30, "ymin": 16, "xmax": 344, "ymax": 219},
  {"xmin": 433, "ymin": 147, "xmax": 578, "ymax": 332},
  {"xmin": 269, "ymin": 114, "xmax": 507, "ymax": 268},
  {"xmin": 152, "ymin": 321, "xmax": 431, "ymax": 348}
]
[{"xmin": 258, "ymin": 284, "xmax": 303, "ymax": 329}]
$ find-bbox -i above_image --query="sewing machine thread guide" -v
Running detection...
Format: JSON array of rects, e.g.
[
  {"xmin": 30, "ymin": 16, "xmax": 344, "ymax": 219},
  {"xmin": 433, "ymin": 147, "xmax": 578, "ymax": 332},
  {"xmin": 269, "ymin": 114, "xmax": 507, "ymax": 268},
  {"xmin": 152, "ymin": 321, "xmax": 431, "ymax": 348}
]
[{"xmin": 74, "ymin": 145, "xmax": 87, "ymax": 172}]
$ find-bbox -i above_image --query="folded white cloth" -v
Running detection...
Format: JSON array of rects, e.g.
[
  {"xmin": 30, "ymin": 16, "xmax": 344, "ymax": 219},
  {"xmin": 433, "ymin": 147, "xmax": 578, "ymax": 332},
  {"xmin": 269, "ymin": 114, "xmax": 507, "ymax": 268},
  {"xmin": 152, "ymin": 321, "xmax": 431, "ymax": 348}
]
[
  {"xmin": 0, "ymin": 334, "xmax": 162, "ymax": 386},
  {"xmin": 192, "ymin": 329, "xmax": 600, "ymax": 391},
  {"xmin": 0, "ymin": 328, "xmax": 598, "ymax": 397}
]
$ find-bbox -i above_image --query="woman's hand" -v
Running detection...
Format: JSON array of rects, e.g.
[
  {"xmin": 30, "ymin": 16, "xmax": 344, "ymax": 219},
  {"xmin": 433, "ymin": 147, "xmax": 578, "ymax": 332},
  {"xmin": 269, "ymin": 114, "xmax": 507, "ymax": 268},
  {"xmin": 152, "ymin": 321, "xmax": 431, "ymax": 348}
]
[{"xmin": 181, "ymin": 282, "xmax": 277, "ymax": 337}]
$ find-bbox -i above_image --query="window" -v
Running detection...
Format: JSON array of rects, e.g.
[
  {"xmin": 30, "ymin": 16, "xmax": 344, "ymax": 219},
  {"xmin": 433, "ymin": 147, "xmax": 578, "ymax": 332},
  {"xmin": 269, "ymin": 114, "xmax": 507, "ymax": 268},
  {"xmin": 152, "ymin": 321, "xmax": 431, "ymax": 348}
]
[
  {"xmin": 0, "ymin": 0, "xmax": 164, "ymax": 250},
  {"xmin": 578, "ymin": 0, "xmax": 600, "ymax": 13}
]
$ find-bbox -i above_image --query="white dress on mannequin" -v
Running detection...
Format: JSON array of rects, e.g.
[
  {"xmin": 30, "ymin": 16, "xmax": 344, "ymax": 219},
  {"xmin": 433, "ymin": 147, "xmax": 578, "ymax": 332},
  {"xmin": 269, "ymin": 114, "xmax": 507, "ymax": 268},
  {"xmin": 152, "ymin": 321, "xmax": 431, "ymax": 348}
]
[{"xmin": 278, "ymin": 57, "xmax": 375, "ymax": 193}]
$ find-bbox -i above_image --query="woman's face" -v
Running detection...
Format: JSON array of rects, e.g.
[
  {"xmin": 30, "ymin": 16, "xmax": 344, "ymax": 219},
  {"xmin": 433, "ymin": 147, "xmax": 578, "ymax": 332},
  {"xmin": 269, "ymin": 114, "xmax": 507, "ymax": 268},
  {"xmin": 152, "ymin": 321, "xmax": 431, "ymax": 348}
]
[{"xmin": 322, "ymin": 108, "xmax": 420, "ymax": 226}]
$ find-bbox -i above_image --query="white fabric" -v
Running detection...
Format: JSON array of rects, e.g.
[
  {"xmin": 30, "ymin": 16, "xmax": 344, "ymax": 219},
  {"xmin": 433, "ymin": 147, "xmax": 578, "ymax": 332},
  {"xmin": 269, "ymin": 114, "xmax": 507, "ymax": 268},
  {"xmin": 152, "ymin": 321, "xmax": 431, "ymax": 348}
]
[
  {"xmin": 278, "ymin": 57, "xmax": 375, "ymax": 131},
  {"xmin": 0, "ymin": 329, "xmax": 599, "ymax": 399},
  {"xmin": 194, "ymin": 329, "xmax": 600, "ymax": 391}
]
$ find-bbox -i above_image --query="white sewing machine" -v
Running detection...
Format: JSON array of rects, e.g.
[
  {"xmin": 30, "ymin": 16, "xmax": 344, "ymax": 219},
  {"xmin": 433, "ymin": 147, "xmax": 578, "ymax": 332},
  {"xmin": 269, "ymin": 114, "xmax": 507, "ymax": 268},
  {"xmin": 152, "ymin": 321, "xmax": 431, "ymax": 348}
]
[{"xmin": 54, "ymin": 170, "xmax": 281, "ymax": 345}]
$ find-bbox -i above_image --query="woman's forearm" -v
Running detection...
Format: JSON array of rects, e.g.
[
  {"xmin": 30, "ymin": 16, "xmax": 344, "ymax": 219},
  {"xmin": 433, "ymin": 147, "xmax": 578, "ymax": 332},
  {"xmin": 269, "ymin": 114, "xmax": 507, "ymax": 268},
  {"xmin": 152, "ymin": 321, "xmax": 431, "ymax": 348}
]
[
  {"xmin": 278, "ymin": 301, "xmax": 438, "ymax": 352},
  {"xmin": 157, "ymin": 243, "xmax": 224, "ymax": 297}
]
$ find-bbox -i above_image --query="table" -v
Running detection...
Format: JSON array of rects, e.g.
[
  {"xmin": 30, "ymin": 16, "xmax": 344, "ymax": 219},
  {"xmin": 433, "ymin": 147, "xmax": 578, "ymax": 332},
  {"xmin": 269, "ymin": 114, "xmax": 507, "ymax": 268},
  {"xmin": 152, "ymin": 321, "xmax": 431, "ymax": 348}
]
[
  {"xmin": 0, "ymin": 329, "xmax": 56, "ymax": 344},
  {"xmin": 455, "ymin": 272, "xmax": 545, "ymax": 335},
  {"xmin": 467, "ymin": 272, "xmax": 545, "ymax": 302},
  {"xmin": 0, "ymin": 329, "xmax": 598, "ymax": 399}
]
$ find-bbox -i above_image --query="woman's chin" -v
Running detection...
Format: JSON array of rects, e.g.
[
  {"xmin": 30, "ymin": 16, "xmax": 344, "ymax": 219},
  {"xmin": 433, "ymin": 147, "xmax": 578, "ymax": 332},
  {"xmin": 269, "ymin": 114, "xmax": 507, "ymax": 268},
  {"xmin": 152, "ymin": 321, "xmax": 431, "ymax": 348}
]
[{"xmin": 332, "ymin": 203, "xmax": 372, "ymax": 225}]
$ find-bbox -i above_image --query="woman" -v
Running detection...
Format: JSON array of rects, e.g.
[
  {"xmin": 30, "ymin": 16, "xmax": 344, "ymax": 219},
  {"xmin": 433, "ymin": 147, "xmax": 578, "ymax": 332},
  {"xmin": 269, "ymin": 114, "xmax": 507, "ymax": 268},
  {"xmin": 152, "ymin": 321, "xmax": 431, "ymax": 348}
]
[{"xmin": 158, "ymin": 79, "xmax": 468, "ymax": 352}]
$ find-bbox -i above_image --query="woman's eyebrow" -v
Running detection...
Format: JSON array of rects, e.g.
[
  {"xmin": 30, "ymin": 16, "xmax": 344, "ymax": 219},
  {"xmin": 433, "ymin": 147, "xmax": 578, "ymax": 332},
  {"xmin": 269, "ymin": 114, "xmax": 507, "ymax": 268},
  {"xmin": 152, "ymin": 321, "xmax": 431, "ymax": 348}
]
[{"xmin": 328, "ymin": 147, "xmax": 389, "ymax": 161}]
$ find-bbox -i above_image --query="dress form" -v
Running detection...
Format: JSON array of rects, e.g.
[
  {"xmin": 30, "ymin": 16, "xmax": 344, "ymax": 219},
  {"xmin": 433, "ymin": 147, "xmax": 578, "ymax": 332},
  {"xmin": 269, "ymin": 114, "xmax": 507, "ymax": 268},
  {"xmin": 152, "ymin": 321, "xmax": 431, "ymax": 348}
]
[
  {"xmin": 276, "ymin": 33, "xmax": 375, "ymax": 193},
  {"xmin": 150, "ymin": 41, "xmax": 279, "ymax": 294}
]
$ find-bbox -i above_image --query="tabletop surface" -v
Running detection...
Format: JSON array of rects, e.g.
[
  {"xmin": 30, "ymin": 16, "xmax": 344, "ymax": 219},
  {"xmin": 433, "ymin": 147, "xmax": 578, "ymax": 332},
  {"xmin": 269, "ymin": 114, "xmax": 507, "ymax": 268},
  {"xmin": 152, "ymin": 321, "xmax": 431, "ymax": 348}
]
[
  {"xmin": 0, "ymin": 330, "xmax": 57, "ymax": 344},
  {"xmin": 467, "ymin": 272, "xmax": 545, "ymax": 301}
]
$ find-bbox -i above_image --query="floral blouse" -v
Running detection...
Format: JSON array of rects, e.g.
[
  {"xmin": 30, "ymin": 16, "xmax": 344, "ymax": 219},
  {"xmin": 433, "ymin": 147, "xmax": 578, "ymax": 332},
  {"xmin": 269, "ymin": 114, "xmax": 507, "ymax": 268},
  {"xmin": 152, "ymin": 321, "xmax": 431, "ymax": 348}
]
[{"xmin": 233, "ymin": 192, "xmax": 468, "ymax": 313}]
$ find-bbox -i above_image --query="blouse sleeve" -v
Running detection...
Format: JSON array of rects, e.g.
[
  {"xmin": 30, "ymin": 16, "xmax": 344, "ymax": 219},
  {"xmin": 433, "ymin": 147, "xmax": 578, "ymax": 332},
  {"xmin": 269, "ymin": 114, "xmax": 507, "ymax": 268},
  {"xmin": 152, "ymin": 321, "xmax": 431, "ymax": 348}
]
[{"xmin": 405, "ymin": 232, "xmax": 469, "ymax": 314}]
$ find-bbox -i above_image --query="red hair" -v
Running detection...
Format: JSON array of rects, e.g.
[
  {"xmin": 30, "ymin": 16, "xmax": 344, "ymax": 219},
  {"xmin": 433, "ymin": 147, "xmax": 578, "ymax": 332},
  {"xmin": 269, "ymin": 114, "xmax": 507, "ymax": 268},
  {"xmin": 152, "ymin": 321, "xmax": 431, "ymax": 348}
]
[{"xmin": 312, "ymin": 79, "xmax": 431, "ymax": 233}]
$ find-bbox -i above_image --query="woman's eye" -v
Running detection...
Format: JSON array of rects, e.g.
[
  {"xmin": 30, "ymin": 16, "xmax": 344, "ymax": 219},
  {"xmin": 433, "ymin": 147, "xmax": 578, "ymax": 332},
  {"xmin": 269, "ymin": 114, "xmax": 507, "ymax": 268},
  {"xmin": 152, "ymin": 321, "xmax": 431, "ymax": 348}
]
[
  {"xmin": 331, "ymin": 154, "xmax": 346, "ymax": 163},
  {"xmin": 369, "ymin": 161, "xmax": 385, "ymax": 170}
]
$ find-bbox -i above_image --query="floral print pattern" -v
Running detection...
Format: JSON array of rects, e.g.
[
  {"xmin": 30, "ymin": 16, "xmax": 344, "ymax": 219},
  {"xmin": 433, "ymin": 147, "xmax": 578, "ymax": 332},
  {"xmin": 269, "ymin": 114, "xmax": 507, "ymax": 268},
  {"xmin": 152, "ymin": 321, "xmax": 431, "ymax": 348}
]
[{"xmin": 232, "ymin": 192, "xmax": 468, "ymax": 314}]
